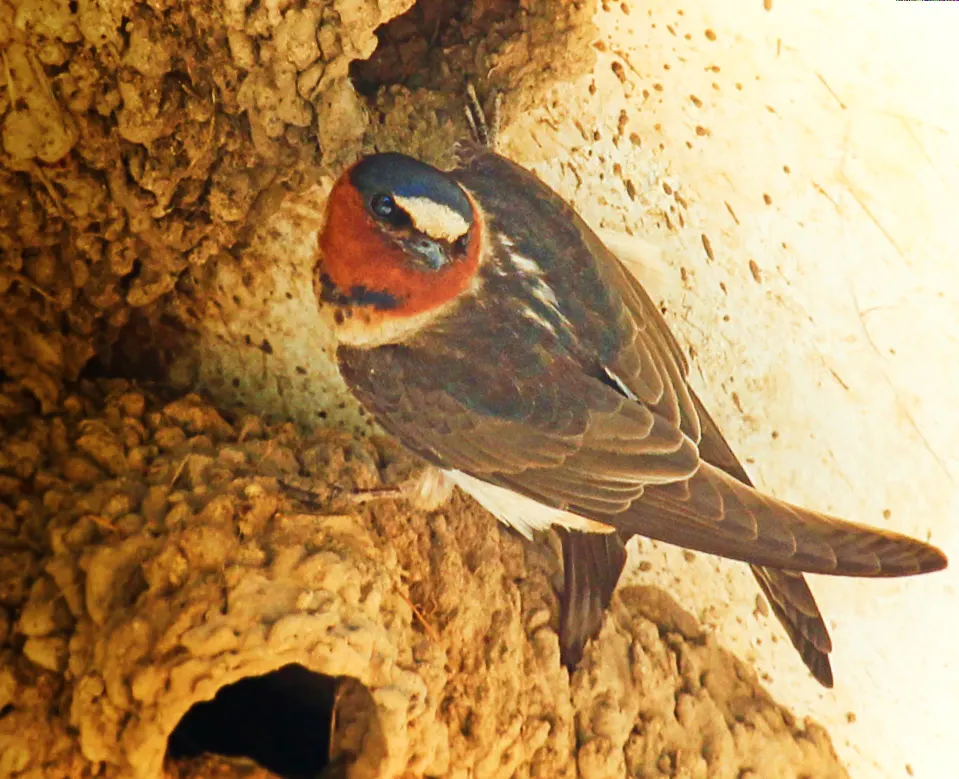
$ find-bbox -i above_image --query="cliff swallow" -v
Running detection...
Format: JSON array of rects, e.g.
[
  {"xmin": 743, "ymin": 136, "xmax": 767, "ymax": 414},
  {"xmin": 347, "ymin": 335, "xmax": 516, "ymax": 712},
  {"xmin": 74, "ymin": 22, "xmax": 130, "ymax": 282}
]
[{"xmin": 312, "ymin": 128, "xmax": 947, "ymax": 688}]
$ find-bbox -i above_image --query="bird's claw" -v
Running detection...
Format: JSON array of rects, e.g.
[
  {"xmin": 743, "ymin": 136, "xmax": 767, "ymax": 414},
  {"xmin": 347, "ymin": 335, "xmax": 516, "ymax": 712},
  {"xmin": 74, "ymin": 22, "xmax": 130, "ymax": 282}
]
[
  {"xmin": 279, "ymin": 477, "xmax": 400, "ymax": 508},
  {"xmin": 280, "ymin": 475, "xmax": 444, "ymax": 511},
  {"xmin": 464, "ymin": 81, "xmax": 502, "ymax": 149}
]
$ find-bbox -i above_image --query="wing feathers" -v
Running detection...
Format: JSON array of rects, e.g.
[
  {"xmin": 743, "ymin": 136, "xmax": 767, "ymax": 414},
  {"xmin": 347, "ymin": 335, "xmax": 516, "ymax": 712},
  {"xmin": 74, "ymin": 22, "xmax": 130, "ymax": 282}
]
[
  {"xmin": 559, "ymin": 530, "xmax": 629, "ymax": 667},
  {"xmin": 752, "ymin": 566, "xmax": 834, "ymax": 687},
  {"xmin": 687, "ymin": 388, "xmax": 835, "ymax": 683},
  {"xmin": 617, "ymin": 462, "xmax": 946, "ymax": 576}
]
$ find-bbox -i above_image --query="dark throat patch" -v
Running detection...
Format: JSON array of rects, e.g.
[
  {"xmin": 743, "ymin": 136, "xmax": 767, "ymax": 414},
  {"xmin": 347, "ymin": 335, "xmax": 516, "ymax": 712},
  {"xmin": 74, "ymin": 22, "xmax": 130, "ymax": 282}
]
[{"xmin": 317, "ymin": 272, "xmax": 401, "ymax": 311}]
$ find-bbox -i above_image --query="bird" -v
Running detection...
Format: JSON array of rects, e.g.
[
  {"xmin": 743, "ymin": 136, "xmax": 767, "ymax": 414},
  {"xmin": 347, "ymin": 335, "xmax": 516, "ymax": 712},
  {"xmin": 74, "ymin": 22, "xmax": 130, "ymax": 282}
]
[{"xmin": 310, "ymin": 96, "xmax": 948, "ymax": 688}]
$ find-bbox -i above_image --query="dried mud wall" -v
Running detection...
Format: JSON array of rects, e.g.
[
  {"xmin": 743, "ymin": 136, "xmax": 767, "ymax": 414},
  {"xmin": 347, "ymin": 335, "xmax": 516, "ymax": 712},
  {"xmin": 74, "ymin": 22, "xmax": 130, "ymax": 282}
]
[
  {"xmin": 1, "ymin": 0, "xmax": 957, "ymax": 777},
  {"xmin": 0, "ymin": 382, "xmax": 846, "ymax": 778}
]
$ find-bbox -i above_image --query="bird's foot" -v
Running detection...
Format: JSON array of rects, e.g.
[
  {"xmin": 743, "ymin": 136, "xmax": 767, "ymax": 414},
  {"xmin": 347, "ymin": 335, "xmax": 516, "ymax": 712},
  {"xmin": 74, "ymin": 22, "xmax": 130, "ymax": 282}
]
[
  {"xmin": 281, "ymin": 466, "xmax": 454, "ymax": 512},
  {"xmin": 464, "ymin": 81, "xmax": 502, "ymax": 150}
]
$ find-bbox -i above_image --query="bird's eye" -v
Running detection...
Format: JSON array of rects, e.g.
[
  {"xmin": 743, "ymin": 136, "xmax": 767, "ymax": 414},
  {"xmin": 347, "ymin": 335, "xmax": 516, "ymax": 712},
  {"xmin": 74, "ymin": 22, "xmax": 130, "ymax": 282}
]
[{"xmin": 370, "ymin": 193, "xmax": 396, "ymax": 219}]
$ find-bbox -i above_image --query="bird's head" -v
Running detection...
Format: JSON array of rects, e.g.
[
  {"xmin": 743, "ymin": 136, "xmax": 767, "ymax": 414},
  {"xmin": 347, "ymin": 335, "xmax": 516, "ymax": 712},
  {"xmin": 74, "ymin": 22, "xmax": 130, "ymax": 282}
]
[{"xmin": 315, "ymin": 152, "xmax": 484, "ymax": 346}]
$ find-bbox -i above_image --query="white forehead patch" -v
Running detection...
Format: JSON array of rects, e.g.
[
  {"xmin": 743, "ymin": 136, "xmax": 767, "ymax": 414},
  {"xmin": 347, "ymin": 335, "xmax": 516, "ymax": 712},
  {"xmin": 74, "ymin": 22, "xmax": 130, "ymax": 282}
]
[{"xmin": 393, "ymin": 195, "xmax": 470, "ymax": 243}]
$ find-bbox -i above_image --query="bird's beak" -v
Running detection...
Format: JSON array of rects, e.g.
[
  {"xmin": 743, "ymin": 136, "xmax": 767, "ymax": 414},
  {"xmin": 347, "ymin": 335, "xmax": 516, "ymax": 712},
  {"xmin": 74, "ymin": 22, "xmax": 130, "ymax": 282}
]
[{"xmin": 402, "ymin": 236, "xmax": 449, "ymax": 271}]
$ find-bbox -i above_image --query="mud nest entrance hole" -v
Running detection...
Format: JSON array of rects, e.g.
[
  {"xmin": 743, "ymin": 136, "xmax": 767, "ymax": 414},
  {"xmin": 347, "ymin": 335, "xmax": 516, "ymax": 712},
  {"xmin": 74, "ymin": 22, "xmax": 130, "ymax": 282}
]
[
  {"xmin": 350, "ymin": 0, "xmax": 521, "ymax": 95},
  {"xmin": 167, "ymin": 664, "xmax": 348, "ymax": 777}
]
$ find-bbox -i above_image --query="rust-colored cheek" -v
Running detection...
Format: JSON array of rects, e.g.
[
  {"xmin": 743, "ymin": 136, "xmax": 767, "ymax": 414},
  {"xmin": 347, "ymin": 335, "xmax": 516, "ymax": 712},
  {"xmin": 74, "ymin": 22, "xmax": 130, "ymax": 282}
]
[
  {"xmin": 316, "ymin": 178, "xmax": 386, "ymax": 302},
  {"xmin": 317, "ymin": 175, "xmax": 482, "ymax": 319}
]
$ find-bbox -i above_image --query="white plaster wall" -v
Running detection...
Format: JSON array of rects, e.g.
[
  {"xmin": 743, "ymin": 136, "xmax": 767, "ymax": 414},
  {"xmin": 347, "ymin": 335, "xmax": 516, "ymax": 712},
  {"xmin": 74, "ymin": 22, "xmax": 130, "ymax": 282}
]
[{"xmin": 495, "ymin": 1, "xmax": 958, "ymax": 776}]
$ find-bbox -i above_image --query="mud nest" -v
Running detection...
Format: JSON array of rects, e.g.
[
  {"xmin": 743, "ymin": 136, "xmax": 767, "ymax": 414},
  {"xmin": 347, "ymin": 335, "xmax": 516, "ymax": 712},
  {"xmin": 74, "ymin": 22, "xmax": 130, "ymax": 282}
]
[{"xmin": 0, "ymin": 381, "xmax": 846, "ymax": 778}]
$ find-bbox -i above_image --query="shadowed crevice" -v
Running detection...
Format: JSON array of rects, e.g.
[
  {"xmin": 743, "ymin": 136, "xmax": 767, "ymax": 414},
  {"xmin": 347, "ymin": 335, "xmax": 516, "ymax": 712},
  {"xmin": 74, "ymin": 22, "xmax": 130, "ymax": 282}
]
[
  {"xmin": 166, "ymin": 664, "xmax": 378, "ymax": 778},
  {"xmin": 350, "ymin": 0, "xmax": 522, "ymax": 96}
]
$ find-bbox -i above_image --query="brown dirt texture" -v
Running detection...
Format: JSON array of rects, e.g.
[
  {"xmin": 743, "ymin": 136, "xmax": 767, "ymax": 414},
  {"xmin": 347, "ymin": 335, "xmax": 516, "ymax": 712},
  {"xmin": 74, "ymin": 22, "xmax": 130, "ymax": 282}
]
[
  {"xmin": 1, "ymin": 0, "xmax": 854, "ymax": 776},
  {"xmin": 0, "ymin": 382, "xmax": 845, "ymax": 777},
  {"xmin": 0, "ymin": 0, "xmax": 596, "ymax": 432}
]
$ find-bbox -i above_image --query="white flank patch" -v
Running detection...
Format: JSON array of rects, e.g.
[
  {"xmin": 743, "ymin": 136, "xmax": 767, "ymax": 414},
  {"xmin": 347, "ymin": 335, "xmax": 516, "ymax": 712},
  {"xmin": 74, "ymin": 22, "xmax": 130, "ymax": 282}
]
[
  {"xmin": 393, "ymin": 195, "xmax": 470, "ymax": 243},
  {"xmin": 446, "ymin": 470, "xmax": 614, "ymax": 540},
  {"xmin": 409, "ymin": 466, "xmax": 456, "ymax": 511}
]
